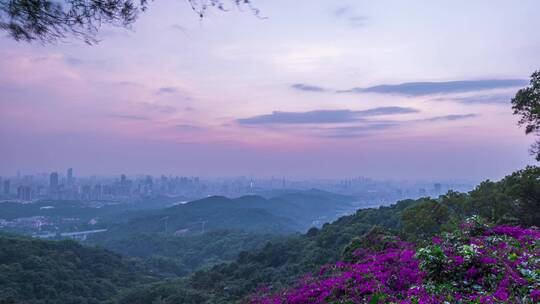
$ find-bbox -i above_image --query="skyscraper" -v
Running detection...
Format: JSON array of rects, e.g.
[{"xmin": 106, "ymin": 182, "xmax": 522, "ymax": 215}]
[
  {"xmin": 50, "ymin": 172, "xmax": 59, "ymax": 190},
  {"xmin": 17, "ymin": 186, "xmax": 32, "ymax": 201},
  {"xmin": 67, "ymin": 168, "xmax": 73, "ymax": 185},
  {"xmin": 119, "ymin": 174, "xmax": 130, "ymax": 196},
  {"xmin": 3, "ymin": 180, "xmax": 10, "ymax": 195}
]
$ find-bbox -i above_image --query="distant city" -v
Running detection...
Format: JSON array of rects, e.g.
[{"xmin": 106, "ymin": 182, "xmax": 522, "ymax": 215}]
[{"xmin": 0, "ymin": 168, "xmax": 476, "ymax": 204}]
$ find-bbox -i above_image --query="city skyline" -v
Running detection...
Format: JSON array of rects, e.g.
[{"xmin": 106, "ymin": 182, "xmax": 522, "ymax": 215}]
[
  {"xmin": 1, "ymin": 1, "xmax": 539, "ymax": 180},
  {"xmin": 0, "ymin": 167, "xmax": 479, "ymax": 184},
  {"xmin": 1, "ymin": 166, "xmax": 470, "ymax": 205}
]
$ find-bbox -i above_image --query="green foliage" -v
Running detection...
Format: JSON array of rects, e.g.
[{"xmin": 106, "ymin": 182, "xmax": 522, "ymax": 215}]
[
  {"xmin": 90, "ymin": 230, "xmax": 281, "ymax": 276},
  {"xmin": 402, "ymin": 199, "xmax": 451, "ymax": 239},
  {"xmin": 400, "ymin": 166, "xmax": 540, "ymax": 237},
  {"xmin": 414, "ymin": 222, "xmax": 540, "ymax": 302},
  {"xmin": 497, "ymin": 166, "xmax": 540, "ymax": 226},
  {"xmin": 0, "ymin": 234, "xmax": 156, "ymax": 304},
  {"xmin": 341, "ymin": 226, "xmax": 396, "ymax": 262},
  {"xmin": 512, "ymin": 70, "xmax": 540, "ymax": 160}
]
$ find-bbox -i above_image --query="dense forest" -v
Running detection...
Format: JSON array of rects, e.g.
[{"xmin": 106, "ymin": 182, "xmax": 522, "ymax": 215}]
[
  {"xmin": 90, "ymin": 231, "xmax": 282, "ymax": 276},
  {"xmin": 0, "ymin": 234, "xmax": 157, "ymax": 304},
  {"xmin": 81, "ymin": 190, "xmax": 357, "ymax": 275},
  {"xmin": 0, "ymin": 167, "xmax": 538, "ymax": 303}
]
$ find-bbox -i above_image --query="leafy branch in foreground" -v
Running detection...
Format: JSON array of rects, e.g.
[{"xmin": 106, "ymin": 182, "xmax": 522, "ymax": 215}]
[
  {"xmin": 512, "ymin": 70, "xmax": 540, "ymax": 161},
  {"xmin": 0, "ymin": 0, "xmax": 254, "ymax": 44}
]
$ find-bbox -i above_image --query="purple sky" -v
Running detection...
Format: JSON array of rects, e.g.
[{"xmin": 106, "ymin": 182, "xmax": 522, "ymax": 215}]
[{"xmin": 1, "ymin": 0, "xmax": 539, "ymax": 180}]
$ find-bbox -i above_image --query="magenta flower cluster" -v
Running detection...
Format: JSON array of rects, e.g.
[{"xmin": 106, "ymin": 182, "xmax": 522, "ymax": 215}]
[{"xmin": 251, "ymin": 222, "xmax": 540, "ymax": 303}]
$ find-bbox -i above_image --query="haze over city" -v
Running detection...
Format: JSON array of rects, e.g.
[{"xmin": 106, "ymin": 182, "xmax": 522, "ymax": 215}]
[{"xmin": 2, "ymin": 0, "xmax": 539, "ymax": 180}]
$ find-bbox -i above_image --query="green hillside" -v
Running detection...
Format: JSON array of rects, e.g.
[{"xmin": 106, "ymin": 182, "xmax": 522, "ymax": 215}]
[
  {"xmin": 87, "ymin": 190, "xmax": 356, "ymax": 277},
  {"xmin": 0, "ymin": 234, "xmax": 157, "ymax": 304},
  {"xmin": 99, "ymin": 190, "xmax": 356, "ymax": 238}
]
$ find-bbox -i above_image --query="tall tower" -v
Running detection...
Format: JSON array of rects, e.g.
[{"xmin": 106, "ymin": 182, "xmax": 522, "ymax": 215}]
[
  {"xmin": 67, "ymin": 168, "xmax": 73, "ymax": 185},
  {"xmin": 50, "ymin": 172, "xmax": 59, "ymax": 190},
  {"xmin": 3, "ymin": 180, "xmax": 10, "ymax": 195}
]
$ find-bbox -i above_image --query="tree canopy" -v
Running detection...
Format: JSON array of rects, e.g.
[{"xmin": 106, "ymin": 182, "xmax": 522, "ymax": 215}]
[
  {"xmin": 0, "ymin": 0, "xmax": 253, "ymax": 44},
  {"xmin": 512, "ymin": 70, "xmax": 540, "ymax": 160}
]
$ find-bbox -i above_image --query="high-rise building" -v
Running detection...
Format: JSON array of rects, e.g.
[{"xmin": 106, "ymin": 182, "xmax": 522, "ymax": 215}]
[
  {"xmin": 82, "ymin": 185, "xmax": 92, "ymax": 201},
  {"xmin": 93, "ymin": 184, "xmax": 103, "ymax": 200},
  {"xmin": 143, "ymin": 175, "xmax": 154, "ymax": 195},
  {"xmin": 17, "ymin": 186, "xmax": 32, "ymax": 201},
  {"xmin": 3, "ymin": 180, "xmax": 10, "ymax": 195},
  {"xmin": 49, "ymin": 172, "xmax": 59, "ymax": 190},
  {"xmin": 67, "ymin": 168, "xmax": 73, "ymax": 185},
  {"xmin": 119, "ymin": 174, "xmax": 131, "ymax": 196}
]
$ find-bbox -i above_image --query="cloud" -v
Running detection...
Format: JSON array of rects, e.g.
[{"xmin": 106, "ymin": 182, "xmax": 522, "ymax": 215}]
[
  {"xmin": 422, "ymin": 114, "xmax": 477, "ymax": 122},
  {"xmin": 318, "ymin": 113, "xmax": 477, "ymax": 138},
  {"xmin": 64, "ymin": 57, "xmax": 84, "ymax": 66},
  {"xmin": 175, "ymin": 124, "xmax": 204, "ymax": 131},
  {"xmin": 346, "ymin": 16, "xmax": 368, "ymax": 28},
  {"xmin": 334, "ymin": 6, "xmax": 351, "ymax": 17},
  {"xmin": 291, "ymin": 83, "xmax": 327, "ymax": 92},
  {"xmin": 333, "ymin": 6, "xmax": 368, "ymax": 28},
  {"xmin": 116, "ymin": 81, "xmax": 142, "ymax": 87},
  {"xmin": 340, "ymin": 79, "xmax": 528, "ymax": 96},
  {"xmin": 237, "ymin": 107, "xmax": 418, "ymax": 125},
  {"xmin": 109, "ymin": 114, "xmax": 150, "ymax": 121},
  {"xmin": 239, "ymin": 110, "xmax": 361, "ymax": 125},
  {"xmin": 141, "ymin": 103, "xmax": 178, "ymax": 114},
  {"xmin": 355, "ymin": 106, "xmax": 418, "ymax": 116},
  {"xmin": 318, "ymin": 122, "xmax": 399, "ymax": 138},
  {"xmin": 171, "ymin": 24, "xmax": 188, "ymax": 32},
  {"xmin": 63, "ymin": 56, "xmax": 109, "ymax": 67},
  {"xmin": 441, "ymin": 94, "xmax": 513, "ymax": 105},
  {"xmin": 156, "ymin": 87, "xmax": 179, "ymax": 95}
]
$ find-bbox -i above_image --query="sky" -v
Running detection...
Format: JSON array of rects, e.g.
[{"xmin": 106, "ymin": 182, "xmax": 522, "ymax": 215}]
[{"xmin": 1, "ymin": 0, "xmax": 539, "ymax": 181}]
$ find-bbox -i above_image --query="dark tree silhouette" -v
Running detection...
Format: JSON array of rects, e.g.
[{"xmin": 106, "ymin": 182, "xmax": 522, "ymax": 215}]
[
  {"xmin": 512, "ymin": 70, "xmax": 540, "ymax": 161},
  {"xmin": 0, "ymin": 0, "xmax": 254, "ymax": 44}
]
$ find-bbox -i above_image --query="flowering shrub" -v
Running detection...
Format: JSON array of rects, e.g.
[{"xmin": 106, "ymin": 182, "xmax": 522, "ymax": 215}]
[{"xmin": 250, "ymin": 220, "xmax": 540, "ymax": 303}]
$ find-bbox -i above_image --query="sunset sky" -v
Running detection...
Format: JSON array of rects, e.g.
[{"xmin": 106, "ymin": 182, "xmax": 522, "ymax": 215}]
[{"xmin": 1, "ymin": 0, "xmax": 539, "ymax": 180}]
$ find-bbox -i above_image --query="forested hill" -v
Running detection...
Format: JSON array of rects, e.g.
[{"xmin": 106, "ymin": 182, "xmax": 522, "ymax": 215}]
[
  {"xmin": 99, "ymin": 190, "xmax": 357, "ymax": 238},
  {"xmin": 0, "ymin": 233, "xmax": 157, "ymax": 304},
  {"xmin": 112, "ymin": 166, "xmax": 540, "ymax": 304},
  {"xmin": 86, "ymin": 190, "xmax": 357, "ymax": 277}
]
